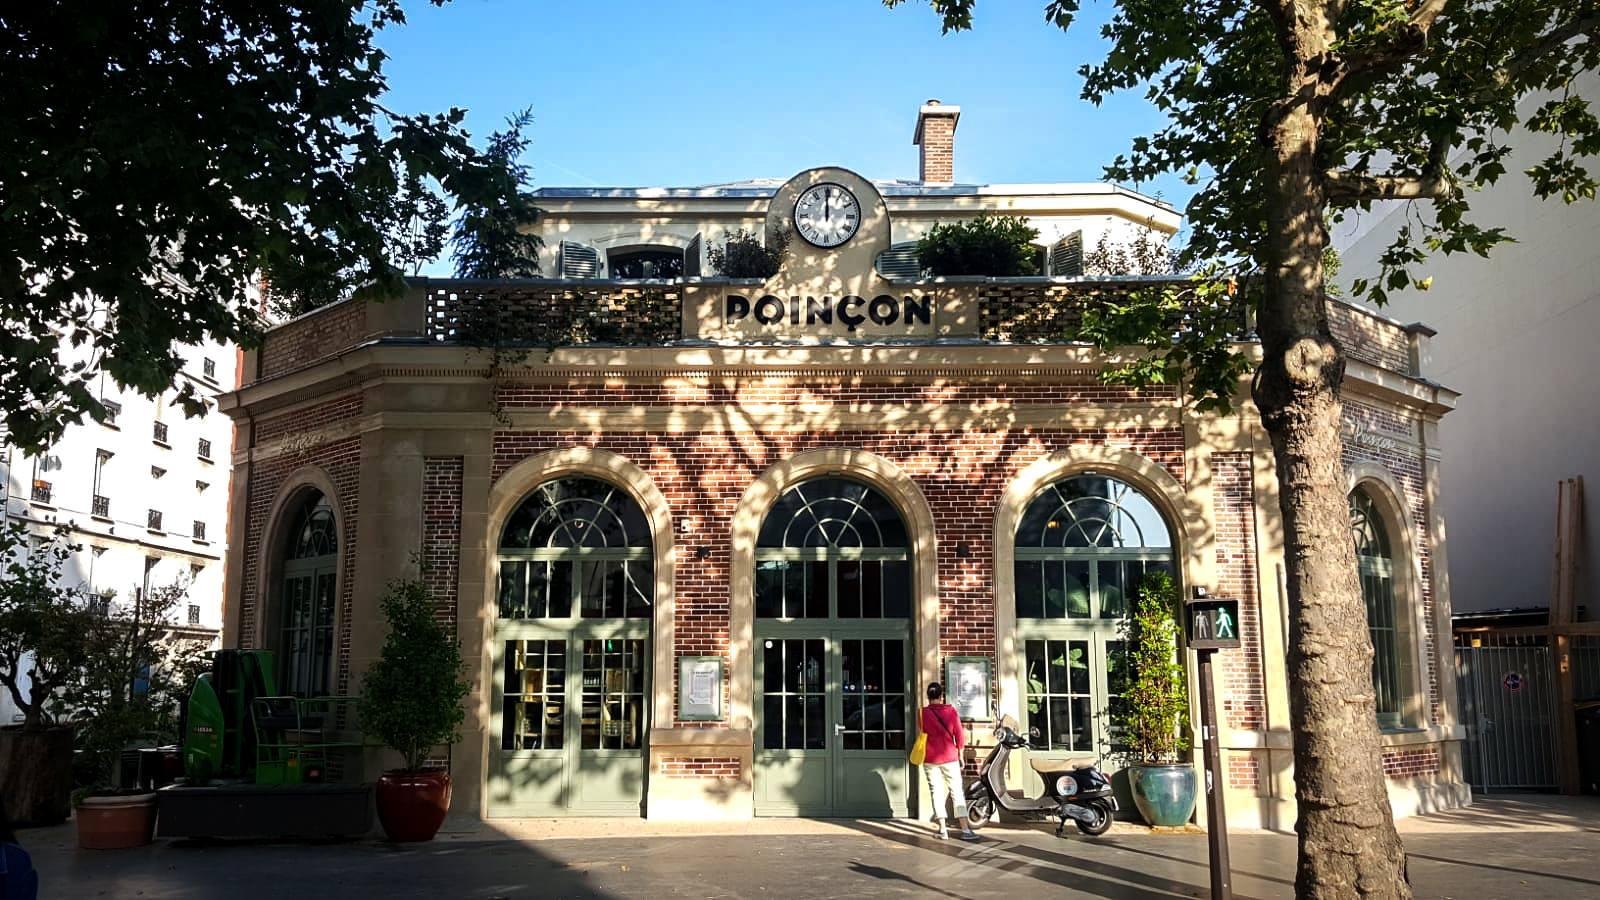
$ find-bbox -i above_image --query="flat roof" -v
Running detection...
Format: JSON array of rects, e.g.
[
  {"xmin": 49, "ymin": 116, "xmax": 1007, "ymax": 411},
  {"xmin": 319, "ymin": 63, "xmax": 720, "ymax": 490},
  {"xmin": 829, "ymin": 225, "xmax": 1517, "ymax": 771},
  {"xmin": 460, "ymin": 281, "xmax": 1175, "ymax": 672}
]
[{"xmin": 532, "ymin": 179, "xmax": 1176, "ymax": 210}]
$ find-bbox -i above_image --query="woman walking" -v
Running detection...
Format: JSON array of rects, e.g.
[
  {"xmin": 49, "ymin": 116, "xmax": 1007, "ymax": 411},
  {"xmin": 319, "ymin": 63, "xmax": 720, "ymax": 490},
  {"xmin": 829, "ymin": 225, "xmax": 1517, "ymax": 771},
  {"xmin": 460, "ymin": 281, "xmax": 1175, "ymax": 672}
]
[{"xmin": 920, "ymin": 682, "xmax": 979, "ymax": 841}]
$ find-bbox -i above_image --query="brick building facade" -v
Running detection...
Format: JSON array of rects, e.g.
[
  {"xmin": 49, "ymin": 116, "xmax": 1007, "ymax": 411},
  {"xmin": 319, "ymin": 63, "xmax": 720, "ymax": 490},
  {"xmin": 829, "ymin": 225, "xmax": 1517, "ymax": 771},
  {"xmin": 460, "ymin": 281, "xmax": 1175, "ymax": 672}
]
[{"xmin": 220, "ymin": 145, "xmax": 1467, "ymax": 828}]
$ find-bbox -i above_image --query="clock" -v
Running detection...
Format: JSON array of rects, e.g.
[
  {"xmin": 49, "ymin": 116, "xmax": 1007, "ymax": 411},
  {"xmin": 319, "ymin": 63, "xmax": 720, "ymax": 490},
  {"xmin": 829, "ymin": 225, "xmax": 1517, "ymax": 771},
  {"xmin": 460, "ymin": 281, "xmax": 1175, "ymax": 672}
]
[{"xmin": 793, "ymin": 183, "xmax": 861, "ymax": 248}]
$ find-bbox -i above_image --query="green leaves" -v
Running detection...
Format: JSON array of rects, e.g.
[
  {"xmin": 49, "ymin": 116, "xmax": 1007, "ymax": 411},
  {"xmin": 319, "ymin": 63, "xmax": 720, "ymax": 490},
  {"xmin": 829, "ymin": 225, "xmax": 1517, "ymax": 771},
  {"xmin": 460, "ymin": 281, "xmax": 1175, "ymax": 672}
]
[
  {"xmin": 916, "ymin": 214, "xmax": 1042, "ymax": 276},
  {"xmin": 1115, "ymin": 571, "xmax": 1189, "ymax": 765},
  {"xmin": 1, "ymin": 2, "xmax": 534, "ymax": 452},
  {"xmin": 358, "ymin": 574, "xmax": 471, "ymax": 773},
  {"xmin": 451, "ymin": 107, "xmax": 546, "ymax": 279}
]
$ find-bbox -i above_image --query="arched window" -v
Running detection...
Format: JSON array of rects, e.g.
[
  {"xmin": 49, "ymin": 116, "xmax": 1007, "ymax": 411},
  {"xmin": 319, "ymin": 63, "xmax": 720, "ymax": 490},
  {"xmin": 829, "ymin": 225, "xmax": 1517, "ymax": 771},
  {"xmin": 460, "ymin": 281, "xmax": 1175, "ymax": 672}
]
[
  {"xmin": 755, "ymin": 477, "xmax": 910, "ymax": 620},
  {"xmin": 1350, "ymin": 486, "xmax": 1403, "ymax": 729},
  {"xmin": 496, "ymin": 477, "xmax": 651, "ymax": 760},
  {"xmin": 498, "ymin": 476, "xmax": 652, "ymax": 620},
  {"xmin": 278, "ymin": 491, "xmax": 337, "ymax": 697},
  {"xmin": 1014, "ymin": 474, "xmax": 1173, "ymax": 754}
]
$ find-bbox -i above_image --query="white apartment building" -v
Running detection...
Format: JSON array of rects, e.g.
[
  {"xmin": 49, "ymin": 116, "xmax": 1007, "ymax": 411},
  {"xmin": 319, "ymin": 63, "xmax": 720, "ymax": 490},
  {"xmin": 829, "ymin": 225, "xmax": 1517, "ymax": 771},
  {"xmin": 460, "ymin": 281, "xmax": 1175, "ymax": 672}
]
[{"xmin": 1, "ymin": 339, "xmax": 235, "ymax": 724}]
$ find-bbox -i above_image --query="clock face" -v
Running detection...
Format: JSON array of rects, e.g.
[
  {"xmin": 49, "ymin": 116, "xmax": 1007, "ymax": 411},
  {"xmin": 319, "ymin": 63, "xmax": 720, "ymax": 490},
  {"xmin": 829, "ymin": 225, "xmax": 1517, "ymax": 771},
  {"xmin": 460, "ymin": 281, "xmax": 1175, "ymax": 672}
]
[{"xmin": 793, "ymin": 183, "xmax": 861, "ymax": 248}]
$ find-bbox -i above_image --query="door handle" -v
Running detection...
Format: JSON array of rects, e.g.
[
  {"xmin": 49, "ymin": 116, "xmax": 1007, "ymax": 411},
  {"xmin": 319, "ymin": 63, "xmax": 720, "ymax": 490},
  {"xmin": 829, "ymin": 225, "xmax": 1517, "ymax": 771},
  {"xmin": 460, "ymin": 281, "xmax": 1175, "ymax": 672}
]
[{"xmin": 834, "ymin": 724, "xmax": 847, "ymax": 734}]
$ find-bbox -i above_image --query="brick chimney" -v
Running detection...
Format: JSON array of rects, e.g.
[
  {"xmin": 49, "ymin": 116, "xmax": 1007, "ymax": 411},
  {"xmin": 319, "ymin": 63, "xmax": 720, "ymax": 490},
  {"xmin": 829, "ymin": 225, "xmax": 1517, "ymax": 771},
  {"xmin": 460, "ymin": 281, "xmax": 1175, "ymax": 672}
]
[{"xmin": 913, "ymin": 99, "xmax": 960, "ymax": 184}]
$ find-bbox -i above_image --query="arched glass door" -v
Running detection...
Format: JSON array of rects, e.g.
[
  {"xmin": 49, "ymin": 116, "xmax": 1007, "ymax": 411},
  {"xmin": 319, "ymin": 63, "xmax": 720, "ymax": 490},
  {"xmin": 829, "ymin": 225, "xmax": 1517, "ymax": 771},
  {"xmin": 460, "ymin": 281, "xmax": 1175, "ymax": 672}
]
[
  {"xmin": 489, "ymin": 477, "xmax": 652, "ymax": 816},
  {"xmin": 752, "ymin": 478, "xmax": 913, "ymax": 816},
  {"xmin": 1350, "ymin": 487, "xmax": 1404, "ymax": 729},
  {"xmin": 1014, "ymin": 475, "xmax": 1173, "ymax": 766},
  {"xmin": 278, "ymin": 492, "xmax": 337, "ymax": 698}
]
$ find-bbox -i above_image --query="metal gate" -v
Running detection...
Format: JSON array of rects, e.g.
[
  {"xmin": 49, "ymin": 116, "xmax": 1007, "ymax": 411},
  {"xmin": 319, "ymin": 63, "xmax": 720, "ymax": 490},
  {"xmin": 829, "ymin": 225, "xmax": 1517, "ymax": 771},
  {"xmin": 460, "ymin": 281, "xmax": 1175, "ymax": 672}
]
[{"xmin": 1454, "ymin": 632, "xmax": 1559, "ymax": 791}]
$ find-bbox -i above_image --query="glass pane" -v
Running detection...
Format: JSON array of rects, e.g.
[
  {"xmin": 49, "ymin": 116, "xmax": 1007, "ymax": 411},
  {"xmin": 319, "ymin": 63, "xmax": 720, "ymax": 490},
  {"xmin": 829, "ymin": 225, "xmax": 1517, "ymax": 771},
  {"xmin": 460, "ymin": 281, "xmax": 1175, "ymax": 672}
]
[
  {"xmin": 1099, "ymin": 560, "xmax": 1127, "ymax": 619},
  {"xmin": 763, "ymin": 694, "xmax": 784, "ymax": 749},
  {"xmin": 838, "ymin": 561, "xmax": 862, "ymax": 618},
  {"xmin": 882, "ymin": 561, "xmax": 910, "ymax": 619},
  {"xmin": 763, "ymin": 640, "xmax": 783, "ymax": 692},
  {"xmin": 498, "ymin": 561, "xmax": 527, "ymax": 619},
  {"xmin": 805, "ymin": 562, "xmax": 828, "ymax": 618},
  {"xmin": 804, "ymin": 696, "xmax": 825, "ymax": 750},
  {"xmin": 1070, "ymin": 697, "xmax": 1092, "ymax": 750},
  {"xmin": 624, "ymin": 560, "xmax": 652, "ymax": 618},
  {"xmin": 1016, "ymin": 475, "xmax": 1171, "ymax": 549},
  {"xmin": 1015, "ymin": 561, "xmax": 1044, "ymax": 619},
  {"xmin": 756, "ymin": 562, "xmax": 784, "ymax": 619}
]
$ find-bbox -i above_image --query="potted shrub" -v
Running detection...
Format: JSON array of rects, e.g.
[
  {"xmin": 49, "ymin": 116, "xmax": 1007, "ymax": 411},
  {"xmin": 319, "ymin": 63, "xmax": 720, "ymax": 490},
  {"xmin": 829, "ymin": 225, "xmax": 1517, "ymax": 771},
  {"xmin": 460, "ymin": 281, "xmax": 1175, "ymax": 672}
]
[
  {"xmin": 915, "ymin": 213, "xmax": 1041, "ymax": 276},
  {"xmin": 67, "ymin": 580, "xmax": 209, "ymax": 849},
  {"xmin": 1114, "ymin": 570, "xmax": 1197, "ymax": 827},
  {"xmin": 359, "ymin": 575, "xmax": 471, "ymax": 842},
  {"xmin": 708, "ymin": 228, "xmax": 788, "ymax": 279},
  {"xmin": 0, "ymin": 524, "xmax": 100, "ymax": 826}
]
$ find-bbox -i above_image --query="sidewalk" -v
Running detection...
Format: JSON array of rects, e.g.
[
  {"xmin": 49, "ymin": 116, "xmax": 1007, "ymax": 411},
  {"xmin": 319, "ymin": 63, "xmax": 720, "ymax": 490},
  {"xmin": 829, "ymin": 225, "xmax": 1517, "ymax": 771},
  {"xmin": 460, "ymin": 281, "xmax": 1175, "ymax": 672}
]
[{"xmin": 17, "ymin": 795, "xmax": 1600, "ymax": 899}]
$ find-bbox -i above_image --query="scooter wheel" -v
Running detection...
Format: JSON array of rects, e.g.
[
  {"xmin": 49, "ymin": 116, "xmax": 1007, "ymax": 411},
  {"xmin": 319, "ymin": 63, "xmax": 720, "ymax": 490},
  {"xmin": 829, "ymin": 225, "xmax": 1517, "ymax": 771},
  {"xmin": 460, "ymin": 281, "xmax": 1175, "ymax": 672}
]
[
  {"xmin": 1074, "ymin": 799, "xmax": 1114, "ymax": 836},
  {"xmin": 966, "ymin": 791, "xmax": 994, "ymax": 829}
]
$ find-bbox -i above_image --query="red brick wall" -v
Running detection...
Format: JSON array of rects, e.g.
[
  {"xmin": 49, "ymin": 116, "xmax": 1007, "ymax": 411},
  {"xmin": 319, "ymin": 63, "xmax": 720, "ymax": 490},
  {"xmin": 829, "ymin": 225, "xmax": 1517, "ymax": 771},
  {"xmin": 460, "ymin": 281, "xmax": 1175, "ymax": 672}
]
[
  {"xmin": 255, "ymin": 394, "xmax": 365, "ymax": 443},
  {"xmin": 1381, "ymin": 747, "xmax": 1440, "ymax": 779},
  {"xmin": 496, "ymin": 382, "xmax": 1178, "ymax": 408},
  {"xmin": 1228, "ymin": 752, "xmax": 1261, "ymax": 791},
  {"xmin": 658, "ymin": 757, "xmax": 743, "ymax": 779},
  {"xmin": 423, "ymin": 458, "xmax": 463, "ymax": 632},
  {"xmin": 1213, "ymin": 452, "xmax": 1265, "ymax": 732},
  {"xmin": 257, "ymin": 300, "xmax": 368, "ymax": 382},
  {"xmin": 239, "ymin": 391, "xmax": 364, "ymax": 695},
  {"xmin": 492, "ymin": 427, "xmax": 1187, "ymax": 727},
  {"xmin": 1328, "ymin": 301, "xmax": 1412, "ymax": 375}
]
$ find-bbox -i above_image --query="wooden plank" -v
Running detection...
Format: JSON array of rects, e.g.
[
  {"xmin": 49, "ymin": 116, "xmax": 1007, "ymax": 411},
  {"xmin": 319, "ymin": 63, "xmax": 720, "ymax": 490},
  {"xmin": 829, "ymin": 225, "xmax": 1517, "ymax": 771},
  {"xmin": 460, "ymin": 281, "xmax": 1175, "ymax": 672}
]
[{"xmin": 1552, "ymin": 477, "xmax": 1584, "ymax": 793}]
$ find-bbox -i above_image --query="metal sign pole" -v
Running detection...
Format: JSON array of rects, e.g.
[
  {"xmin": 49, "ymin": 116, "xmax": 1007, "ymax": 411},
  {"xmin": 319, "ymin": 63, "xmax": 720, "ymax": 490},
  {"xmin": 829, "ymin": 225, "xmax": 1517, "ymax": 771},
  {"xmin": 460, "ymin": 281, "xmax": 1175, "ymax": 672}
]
[{"xmin": 1198, "ymin": 647, "xmax": 1234, "ymax": 900}]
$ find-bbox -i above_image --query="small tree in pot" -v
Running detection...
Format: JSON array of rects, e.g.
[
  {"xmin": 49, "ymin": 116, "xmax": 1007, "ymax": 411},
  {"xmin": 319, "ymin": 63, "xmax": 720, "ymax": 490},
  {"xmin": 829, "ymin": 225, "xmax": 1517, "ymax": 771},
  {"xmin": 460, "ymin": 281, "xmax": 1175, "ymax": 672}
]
[
  {"xmin": 0, "ymin": 524, "xmax": 100, "ymax": 826},
  {"xmin": 1113, "ymin": 570, "xmax": 1196, "ymax": 827},
  {"xmin": 358, "ymin": 574, "xmax": 470, "ymax": 842}
]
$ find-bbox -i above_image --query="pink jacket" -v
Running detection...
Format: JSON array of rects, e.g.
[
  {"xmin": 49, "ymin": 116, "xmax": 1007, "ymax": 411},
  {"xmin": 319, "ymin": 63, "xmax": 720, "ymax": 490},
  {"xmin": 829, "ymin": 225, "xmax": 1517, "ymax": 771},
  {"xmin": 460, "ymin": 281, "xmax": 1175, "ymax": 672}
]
[{"xmin": 920, "ymin": 703, "xmax": 964, "ymax": 765}]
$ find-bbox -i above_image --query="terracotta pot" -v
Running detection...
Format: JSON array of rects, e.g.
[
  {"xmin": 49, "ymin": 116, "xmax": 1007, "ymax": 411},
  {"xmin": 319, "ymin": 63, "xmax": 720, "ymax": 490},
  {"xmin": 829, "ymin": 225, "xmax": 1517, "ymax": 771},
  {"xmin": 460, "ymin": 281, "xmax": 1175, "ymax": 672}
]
[
  {"xmin": 76, "ymin": 793, "xmax": 158, "ymax": 849},
  {"xmin": 375, "ymin": 769, "xmax": 451, "ymax": 842}
]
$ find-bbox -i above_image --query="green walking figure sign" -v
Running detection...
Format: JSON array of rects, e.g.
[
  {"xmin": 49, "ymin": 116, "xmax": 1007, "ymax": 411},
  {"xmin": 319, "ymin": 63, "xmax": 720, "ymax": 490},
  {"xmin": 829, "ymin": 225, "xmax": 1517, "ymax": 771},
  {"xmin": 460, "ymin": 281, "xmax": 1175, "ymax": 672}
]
[{"xmin": 1186, "ymin": 597, "xmax": 1242, "ymax": 650}]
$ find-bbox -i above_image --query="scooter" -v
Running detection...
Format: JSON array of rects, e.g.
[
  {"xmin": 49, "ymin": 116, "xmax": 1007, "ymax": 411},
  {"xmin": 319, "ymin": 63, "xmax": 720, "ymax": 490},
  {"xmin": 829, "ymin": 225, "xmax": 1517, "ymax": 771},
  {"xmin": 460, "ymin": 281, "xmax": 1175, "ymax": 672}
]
[{"xmin": 964, "ymin": 714, "xmax": 1117, "ymax": 836}]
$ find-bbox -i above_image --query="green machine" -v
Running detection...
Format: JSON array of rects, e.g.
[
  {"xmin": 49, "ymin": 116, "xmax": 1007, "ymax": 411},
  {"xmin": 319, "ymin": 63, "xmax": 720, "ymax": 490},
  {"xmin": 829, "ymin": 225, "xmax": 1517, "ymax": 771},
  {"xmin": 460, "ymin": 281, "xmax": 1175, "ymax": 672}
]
[{"xmin": 162, "ymin": 650, "xmax": 372, "ymax": 838}]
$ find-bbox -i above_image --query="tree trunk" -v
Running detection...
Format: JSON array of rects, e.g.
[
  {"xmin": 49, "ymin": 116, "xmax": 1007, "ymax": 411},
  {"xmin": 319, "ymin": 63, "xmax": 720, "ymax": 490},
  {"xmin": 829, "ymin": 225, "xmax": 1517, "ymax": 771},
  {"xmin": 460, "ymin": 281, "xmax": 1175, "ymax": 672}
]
[
  {"xmin": 0, "ymin": 725, "xmax": 75, "ymax": 826},
  {"xmin": 1254, "ymin": 100, "xmax": 1411, "ymax": 898}
]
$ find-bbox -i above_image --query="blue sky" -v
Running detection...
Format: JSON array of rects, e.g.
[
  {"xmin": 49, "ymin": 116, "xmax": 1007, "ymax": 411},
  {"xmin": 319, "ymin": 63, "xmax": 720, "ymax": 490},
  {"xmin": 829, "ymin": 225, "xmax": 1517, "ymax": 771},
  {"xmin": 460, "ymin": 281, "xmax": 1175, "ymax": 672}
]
[{"xmin": 378, "ymin": 0, "xmax": 1192, "ymax": 204}]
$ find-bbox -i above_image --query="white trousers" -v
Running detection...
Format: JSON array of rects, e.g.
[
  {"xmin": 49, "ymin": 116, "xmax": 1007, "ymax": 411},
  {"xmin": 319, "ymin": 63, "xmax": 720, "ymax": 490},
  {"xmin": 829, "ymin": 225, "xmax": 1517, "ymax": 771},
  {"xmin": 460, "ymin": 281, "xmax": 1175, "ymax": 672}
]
[{"xmin": 923, "ymin": 760, "xmax": 968, "ymax": 820}]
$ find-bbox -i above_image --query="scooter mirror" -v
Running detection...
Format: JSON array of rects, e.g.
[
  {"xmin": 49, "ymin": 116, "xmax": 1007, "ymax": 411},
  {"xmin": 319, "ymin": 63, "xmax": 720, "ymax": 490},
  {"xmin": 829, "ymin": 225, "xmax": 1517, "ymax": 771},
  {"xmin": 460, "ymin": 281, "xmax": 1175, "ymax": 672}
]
[{"xmin": 1028, "ymin": 726, "xmax": 1042, "ymax": 740}]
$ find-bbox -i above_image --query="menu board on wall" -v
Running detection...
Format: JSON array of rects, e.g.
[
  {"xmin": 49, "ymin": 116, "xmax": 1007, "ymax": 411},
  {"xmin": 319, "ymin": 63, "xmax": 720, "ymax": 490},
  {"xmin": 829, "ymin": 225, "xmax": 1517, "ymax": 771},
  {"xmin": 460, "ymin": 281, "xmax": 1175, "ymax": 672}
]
[
  {"xmin": 943, "ymin": 656, "xmax": 991, "ymax": 721},
  {"xmin": 678, "ymin": 656, "xmax": 724, "ymax": 722}
]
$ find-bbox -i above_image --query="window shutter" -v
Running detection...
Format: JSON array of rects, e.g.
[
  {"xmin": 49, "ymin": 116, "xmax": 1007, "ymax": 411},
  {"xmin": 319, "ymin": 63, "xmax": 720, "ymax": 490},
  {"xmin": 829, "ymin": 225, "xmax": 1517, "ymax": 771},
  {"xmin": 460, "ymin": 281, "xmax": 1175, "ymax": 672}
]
[
  {"xmin": 558, "ymin": 240, "xmax": 601, "ymax": 278},
  {"xmin": 874, "ymin": 242, "xmax": 924, "ymax": 280},
  {"xmin": 1049, "ymin": 231, "xmax": 1084, "ymax": 277},
  {"xmin": 683, "ymin": 233, "xmax": 702, "ymax": 277}
]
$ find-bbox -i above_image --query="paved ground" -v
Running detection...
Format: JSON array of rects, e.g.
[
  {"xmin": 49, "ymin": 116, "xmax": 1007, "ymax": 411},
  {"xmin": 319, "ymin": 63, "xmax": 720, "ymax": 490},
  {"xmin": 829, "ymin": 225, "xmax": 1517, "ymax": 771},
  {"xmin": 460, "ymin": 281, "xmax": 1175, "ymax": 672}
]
[{"xmin": 16, "ymin": 795, "xmax": 1600, "ymax": 899}]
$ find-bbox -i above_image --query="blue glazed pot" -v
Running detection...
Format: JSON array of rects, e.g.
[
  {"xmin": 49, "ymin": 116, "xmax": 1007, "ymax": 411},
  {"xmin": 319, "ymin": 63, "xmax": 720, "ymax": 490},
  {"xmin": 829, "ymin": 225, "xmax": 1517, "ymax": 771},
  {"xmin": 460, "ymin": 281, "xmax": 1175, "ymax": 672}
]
[{"xmin": 1128, "ymin": 764, "xmax": 1198, "ymax": 827}]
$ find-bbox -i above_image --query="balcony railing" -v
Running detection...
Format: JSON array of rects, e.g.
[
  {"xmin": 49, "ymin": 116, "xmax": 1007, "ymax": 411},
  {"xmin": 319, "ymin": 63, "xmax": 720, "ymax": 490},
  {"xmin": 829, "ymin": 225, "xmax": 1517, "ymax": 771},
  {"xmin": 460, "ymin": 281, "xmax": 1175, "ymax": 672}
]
[
  {"xmin": 198, "ymin": 438, "xmax": 212, "ymax": 461},
  {"xmin": 92, "ymin": 494, "xmax": 110, "ymax": 518},
  {"xmin": 102, "ymin": 400, "xmax": 121, "ymax": 426},
  {"xmin": 31, "ymin": 480, "xmax": 51, "ymax": 504},
  {"xmin": 147, "ymin": 509, "xmax": 163, "ymax": 532},
  {"xmin": 193, "ymin": 521, "xmax": 207, "ymax": 541},
  {"xmin": 152, "ymin": 421, "xmax": 169, "ymax": 444}
]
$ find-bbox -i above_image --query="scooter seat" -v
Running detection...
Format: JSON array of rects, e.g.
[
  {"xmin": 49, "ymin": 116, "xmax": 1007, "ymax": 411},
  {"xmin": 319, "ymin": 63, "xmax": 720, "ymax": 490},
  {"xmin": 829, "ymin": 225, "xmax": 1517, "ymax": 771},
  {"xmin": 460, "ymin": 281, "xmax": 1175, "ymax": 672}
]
[{"xmin": 1029, "ymin": 756, "xmax": 1096, "ymax": 775}]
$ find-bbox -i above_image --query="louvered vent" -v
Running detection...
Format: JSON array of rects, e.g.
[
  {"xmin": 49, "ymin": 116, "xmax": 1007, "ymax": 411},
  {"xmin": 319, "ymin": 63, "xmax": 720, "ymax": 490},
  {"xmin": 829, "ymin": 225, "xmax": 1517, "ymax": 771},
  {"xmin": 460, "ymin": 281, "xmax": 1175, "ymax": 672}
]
[
  {"xmin": 558, "ymin": 241, "xmax": 601, "ymax": 278},
  {"xmin": 1049, "ymin": 231, "xmax": 1084, "ymax": 277},
  {"xmin": 875, "ymin": 242, "xmax": 924, "ymax": 280}
]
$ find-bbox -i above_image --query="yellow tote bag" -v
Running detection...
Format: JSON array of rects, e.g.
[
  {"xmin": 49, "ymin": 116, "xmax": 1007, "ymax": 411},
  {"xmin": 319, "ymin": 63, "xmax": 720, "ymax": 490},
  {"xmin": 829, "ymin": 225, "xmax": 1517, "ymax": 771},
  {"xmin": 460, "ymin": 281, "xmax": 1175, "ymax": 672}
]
[{"xmin": 909, "ymin": 732, "xmax": 928, "ymax": 766}]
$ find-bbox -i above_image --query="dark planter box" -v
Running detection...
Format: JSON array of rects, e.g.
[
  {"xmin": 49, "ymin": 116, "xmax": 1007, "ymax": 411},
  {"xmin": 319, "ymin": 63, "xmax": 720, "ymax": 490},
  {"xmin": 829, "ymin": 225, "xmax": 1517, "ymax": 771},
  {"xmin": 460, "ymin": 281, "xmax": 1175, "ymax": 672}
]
[{"xmin": 156, "ymin": 783, "xmax": 374, "ymax": 839}]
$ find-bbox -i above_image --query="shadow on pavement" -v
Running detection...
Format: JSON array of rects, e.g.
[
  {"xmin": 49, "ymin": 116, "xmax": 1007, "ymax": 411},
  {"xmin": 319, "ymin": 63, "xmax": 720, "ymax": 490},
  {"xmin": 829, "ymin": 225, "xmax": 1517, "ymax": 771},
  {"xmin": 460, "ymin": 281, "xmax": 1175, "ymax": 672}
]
[
  {"xmin": 842, "ymin": 818, "xmax": 1270, "ymax": 900},
  {"xmin": 1406, "ymin": 851, "xmax": 1600, "ymax": 888}
]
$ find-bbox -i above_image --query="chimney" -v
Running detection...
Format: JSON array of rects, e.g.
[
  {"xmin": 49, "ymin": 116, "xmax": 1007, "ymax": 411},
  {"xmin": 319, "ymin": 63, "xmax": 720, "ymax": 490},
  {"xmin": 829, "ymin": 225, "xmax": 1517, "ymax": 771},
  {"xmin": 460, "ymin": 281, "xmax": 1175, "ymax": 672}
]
[{"xmin": 913, "ymin": 99, "xmax": 960, "ymax": 185}]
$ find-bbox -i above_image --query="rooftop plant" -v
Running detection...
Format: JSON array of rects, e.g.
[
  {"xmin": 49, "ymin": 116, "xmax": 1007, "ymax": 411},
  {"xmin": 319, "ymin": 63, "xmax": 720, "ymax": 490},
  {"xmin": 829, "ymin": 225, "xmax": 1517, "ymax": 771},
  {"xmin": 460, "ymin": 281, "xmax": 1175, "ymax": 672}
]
[
  {"xmin": 709, "ymin": 228, "xmax": 789, "ymax": 279},
  {"xmin": 916, "ymin": 214, "xmax": 1041, "ymax": 276}
]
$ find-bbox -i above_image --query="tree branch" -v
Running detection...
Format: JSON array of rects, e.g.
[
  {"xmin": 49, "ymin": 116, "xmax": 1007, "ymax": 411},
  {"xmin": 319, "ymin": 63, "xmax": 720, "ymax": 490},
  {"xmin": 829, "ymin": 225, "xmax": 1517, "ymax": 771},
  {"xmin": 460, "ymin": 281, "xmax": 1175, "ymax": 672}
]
[
  {"xmin": 1325, "ymin": 136, "xmax": 1454, "ymax": 202},
  {"xmin": 1324, "ymin": 0, "xmax": 1451, "ymax": 99},
  {"xmin": 1500, "ymin": 10, "xmax": 1600, "ymax": 85}
]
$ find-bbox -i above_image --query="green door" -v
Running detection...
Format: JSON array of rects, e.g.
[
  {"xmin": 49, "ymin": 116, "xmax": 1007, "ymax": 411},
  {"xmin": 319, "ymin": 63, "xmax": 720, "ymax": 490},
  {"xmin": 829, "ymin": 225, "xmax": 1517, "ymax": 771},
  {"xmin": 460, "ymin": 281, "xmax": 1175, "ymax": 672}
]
[
  {"xmin": 487, "ymin": 478, "xmax": 654, "ymax": 817},
  {"xmin": 754, "ymin": 632, "xmax": 911, "ymax": 816},
  {"xmin": 750, "ymin": 477, "xmax": 916, "ymax": 817}
]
